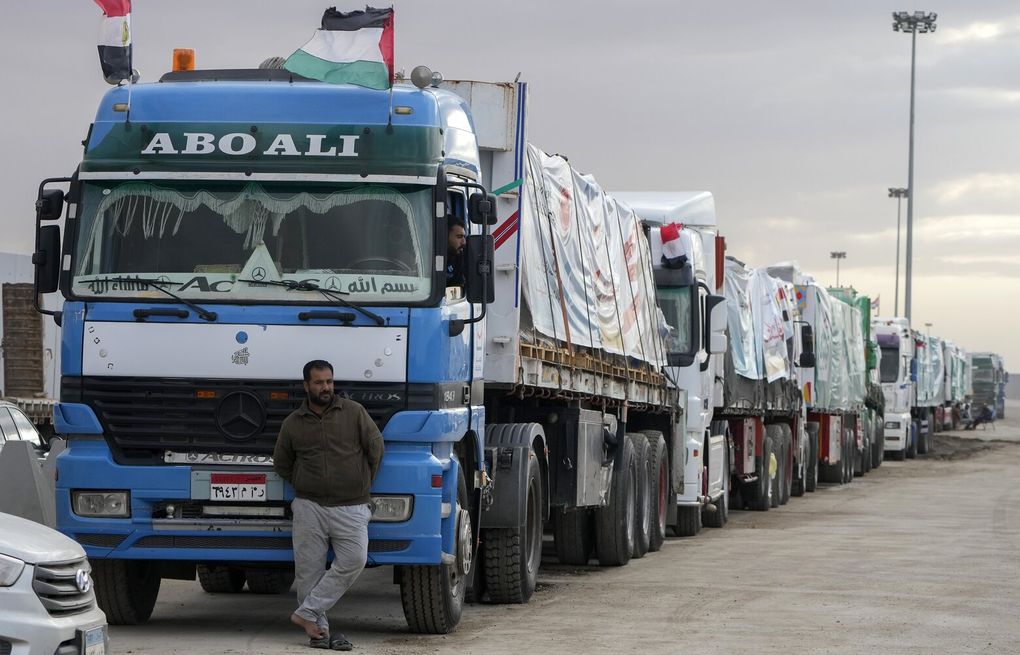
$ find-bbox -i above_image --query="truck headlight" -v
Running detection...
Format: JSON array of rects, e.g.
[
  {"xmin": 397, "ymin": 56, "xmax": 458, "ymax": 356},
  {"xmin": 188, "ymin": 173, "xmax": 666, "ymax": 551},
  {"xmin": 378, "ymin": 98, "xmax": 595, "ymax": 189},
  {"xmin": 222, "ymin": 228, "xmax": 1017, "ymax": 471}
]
[
  {"xmin": 0, "ymin": 553, "xmax": 26, "ymax": 587},
  {"xmin": 884, "ymin": 421, "xmax": 901, "ymax": 430},
  {"xmin": 72, "ymin": 491, "xmax": 130, "ymax": 518},
  {"xmin": 370, "ymin": 496, "xmax": 413, "ymax": 522}
]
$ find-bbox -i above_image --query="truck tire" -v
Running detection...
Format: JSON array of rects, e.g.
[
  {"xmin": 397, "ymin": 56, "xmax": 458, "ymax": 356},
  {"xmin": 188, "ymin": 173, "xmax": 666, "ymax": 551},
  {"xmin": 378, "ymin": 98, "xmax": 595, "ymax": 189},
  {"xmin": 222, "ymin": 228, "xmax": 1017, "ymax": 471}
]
[
  {"xmin": 703, "ymin": 438, "xmax": 729, "ymax": 529},
  {"xmin": 595, "ymin": 434, "xmax": 636, "ymax": 566},
  {"xmin": 778, "ymin": 424, "xmax": 792, "ymax": 506},
  {"xmin": 401, "ymin": 466, "xmax": 471, "ymax": 632},
  {"xmin": 872, "ymin": 424, "xmax": 884, "ymax": 469},
  {"xmin": 805, "ymin": 423, "xmax": 819, "ymax": 493},
  {"xmin": 90, "ymin": 559, "xmax": 161, "ymax": 625},
  {"xmin": 675, "ymin": 505, "xmax": 702, "ymax": 537},
  {"xmin": 917, "ymin": 410, "xmax": 931, "ymax": 455},
  {"xmin": 630, "ymin": 434, "xmax": 652, "ymax": 559},
  {"xmin": 744, "ymin": 433, "xmax": 773, "ymax": 512},
  {"xmin": 197, "ymin": 565, "xmax": 246, "ymax": 593},
  {"xmin": 244, "ymin": 567, "xmax": 295, "ymax": 594},
  {"xmin": 639, "ymin": 430, "xmax": 669, "ymax": 551},
  {"xmin": 552, "ymin": 507, "xmax": 595, "ymax": 566},
  {"xmin": 484, "ymin": 453, "xmax": 542, "ymax": 603},
  {"xmin": 889, "ymin": 447, "xmax": 906, "ymax": 462},
  {"xmin": 766, "ymin": 425, "xmax": 783, "ymax": 508},
  {"xmin": 906, "ymin": 422, "xmax": 918, "ymax": 459}
]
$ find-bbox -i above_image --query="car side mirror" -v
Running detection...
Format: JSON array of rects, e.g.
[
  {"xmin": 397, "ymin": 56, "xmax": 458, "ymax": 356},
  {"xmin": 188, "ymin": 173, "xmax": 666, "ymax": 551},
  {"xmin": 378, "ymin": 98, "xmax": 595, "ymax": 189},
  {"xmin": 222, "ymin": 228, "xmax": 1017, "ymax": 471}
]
[
  {"xmin": 468, "ymin": 192, "xmax": 497, "ymax": 226},
  {"xmin": 706, "ymin": 295, "xmax": 727, "ymax": 355}
]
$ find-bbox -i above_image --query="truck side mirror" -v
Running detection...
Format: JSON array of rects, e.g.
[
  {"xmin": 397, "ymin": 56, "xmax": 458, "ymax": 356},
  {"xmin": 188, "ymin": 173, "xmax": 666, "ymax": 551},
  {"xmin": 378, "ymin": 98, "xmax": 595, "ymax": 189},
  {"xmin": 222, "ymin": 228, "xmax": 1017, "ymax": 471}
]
[
  {"xmin": 798, "ymin": 323, "xmax": 815, "ymax": 367},
  {"xmin": 705, "ymin": 294, "xmax": 727, "ymax": 355},
  {"xmin": 468, "ymin": 192, "xmax": 497, "ymax": 225},
  {"xmin": 36, "ymin": 189, "xmax": 65, "ymax": 221},
  {"xmin": 465, "ymin": 234, "xmax": 494, "ymax": 304},
  {"xmin": 34, "ymin": 225, "xmax": 61, "ymax": 294}
]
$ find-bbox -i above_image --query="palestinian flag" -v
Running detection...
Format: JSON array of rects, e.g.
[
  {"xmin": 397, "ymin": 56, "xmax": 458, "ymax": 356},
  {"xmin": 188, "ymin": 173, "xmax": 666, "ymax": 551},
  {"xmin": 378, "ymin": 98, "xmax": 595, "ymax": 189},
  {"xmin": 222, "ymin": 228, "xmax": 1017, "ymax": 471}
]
[
  {"xmin": 284, "ymin": 6, "xmax": 394, "ymax": 89},
  {"xmin": 94, "ymin": 0, "xmax": 132, "ymax": 84}
]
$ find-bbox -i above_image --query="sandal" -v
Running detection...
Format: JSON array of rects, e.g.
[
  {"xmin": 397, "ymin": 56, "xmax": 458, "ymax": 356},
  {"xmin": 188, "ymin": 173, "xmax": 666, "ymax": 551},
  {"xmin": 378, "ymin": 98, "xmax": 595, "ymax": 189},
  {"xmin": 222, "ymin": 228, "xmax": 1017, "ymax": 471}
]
[
  {"xmin": 308, "ymin": 634, "xmax": 330, "ymax": 649},
  {"xmin": 329, "ymin": 634, "xmax": 353, "ymax": 651}
]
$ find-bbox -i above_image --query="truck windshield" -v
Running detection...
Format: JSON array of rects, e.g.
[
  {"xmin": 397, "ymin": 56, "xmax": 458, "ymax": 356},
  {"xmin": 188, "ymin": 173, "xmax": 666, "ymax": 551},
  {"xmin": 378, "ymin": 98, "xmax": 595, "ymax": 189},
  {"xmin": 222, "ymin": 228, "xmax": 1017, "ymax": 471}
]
[
  {"xmin": 879, "ymin": 346, "xmax": 900, "ymax": 383},
  {"xmin": 72, "ymin": 181, "xmax": 434, "ymax": 303},
  {"xmin": 656, "ymin": 287, "xmax": 693, "ymax": 355}
]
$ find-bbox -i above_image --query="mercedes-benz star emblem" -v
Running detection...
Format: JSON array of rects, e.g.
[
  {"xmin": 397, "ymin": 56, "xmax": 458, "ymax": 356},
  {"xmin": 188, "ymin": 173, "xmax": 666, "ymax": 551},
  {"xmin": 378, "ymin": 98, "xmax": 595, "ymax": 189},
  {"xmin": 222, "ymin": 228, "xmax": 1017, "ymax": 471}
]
[
  {"xmin": 251, "ymin": 266, "xmax": 267, "ymax": 281},
  {"xmin": 215, "ymin": 391, "xmax": 266, "ymax": 441},
  {"xmin": 325, "ymin": 276, "xmax": 340, "ymax": 290},
  {"xmin": 75, "ymin": 569, "xmax": 92, "ymax": 593}
]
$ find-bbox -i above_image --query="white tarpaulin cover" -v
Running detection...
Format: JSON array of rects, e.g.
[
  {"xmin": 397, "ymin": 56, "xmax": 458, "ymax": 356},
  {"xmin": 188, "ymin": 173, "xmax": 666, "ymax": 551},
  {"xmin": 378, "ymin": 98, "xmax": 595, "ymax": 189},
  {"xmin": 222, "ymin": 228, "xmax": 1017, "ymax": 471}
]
[
  {"xmin": 519, "ymin": 145, "xmax": 666, "ymax": 367},
  {"xmin": 723, "ymin": 259, "xmax": 791, "ymax": 383}
]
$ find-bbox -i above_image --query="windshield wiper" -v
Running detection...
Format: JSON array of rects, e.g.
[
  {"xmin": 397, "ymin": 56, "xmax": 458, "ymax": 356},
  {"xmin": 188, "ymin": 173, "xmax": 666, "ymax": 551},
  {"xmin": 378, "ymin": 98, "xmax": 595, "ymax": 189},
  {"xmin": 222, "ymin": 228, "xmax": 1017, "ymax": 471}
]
[
  {"xmin": 96, "ymin": 277, "xmax": 218, "ymax": 321},
  {"xmin": 239, "ymin": 279, "xmax": 385, "ymax": 326}
]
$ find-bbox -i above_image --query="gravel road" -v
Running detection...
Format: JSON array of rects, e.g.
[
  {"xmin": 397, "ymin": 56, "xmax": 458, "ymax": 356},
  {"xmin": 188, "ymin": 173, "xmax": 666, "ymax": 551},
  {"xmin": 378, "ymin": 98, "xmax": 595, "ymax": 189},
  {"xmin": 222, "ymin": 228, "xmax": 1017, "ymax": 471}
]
[{"xmin": 110, "ymin": 401, "xmax": 1020, "ymax": 654}]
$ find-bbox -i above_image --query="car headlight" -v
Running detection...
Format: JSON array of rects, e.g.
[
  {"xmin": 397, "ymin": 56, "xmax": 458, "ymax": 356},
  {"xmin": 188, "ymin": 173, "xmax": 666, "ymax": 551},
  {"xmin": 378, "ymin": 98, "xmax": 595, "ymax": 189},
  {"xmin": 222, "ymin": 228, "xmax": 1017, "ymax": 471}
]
[
  {"xmin": 0, "ymin": 553, "xmax": 26, "ymax": 587},
  {"xmin": 72, "ymin": 491, "xmax": 130, "ymax": 518},
  {"xmin": 370, "ymin": 495, "xmax": 413, "ymax": 522},
  {"xmin": 884, "ymin": 421, "xmax": 901, "ymax": 430}
]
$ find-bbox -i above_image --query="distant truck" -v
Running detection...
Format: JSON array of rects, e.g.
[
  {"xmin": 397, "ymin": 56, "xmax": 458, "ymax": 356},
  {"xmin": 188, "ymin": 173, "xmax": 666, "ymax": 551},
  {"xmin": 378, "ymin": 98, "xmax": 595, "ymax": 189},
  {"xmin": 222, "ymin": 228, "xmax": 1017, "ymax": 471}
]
[
  {"xmin": 872, "ymin": 318, "xmax": 941, "ymax": 459},
  {"xmin": 969, "ymin": 352, "xmax": 1006, "ymax": 420},
  {"xmin": 769, "ymin": 264, "xmax": 864, "ymax": 485},
  {"xmin": 829, "ymin": 286, "xmax": 883, "ymax": 474}
]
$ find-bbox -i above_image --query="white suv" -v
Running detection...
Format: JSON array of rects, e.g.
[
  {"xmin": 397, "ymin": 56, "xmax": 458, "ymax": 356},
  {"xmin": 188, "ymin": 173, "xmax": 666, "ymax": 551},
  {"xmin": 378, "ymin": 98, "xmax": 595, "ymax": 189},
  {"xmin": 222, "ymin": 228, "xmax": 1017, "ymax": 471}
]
[{"xmin": 0, "ymin": 512, "xmax": 108, "ymax": 655}]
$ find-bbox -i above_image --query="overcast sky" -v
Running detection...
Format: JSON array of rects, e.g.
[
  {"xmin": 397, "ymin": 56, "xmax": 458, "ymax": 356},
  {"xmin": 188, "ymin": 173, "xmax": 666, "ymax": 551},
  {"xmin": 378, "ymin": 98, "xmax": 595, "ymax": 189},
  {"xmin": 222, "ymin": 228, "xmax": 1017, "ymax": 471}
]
[{"xmin": 2, "ymin": 1, "xmax": 1018, "ymax": 366}]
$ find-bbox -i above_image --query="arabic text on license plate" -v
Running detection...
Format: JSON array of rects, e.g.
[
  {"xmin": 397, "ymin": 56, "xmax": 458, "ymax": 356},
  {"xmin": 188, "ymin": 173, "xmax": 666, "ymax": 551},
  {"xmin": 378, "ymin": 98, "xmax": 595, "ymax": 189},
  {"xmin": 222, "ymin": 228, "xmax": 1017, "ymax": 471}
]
[
  {"xmin": 84, "ymin": 626, "xmax": 106, "ymax": 655},
  {"xmin": 209, "ymin": 473, "xmax": 267, "ymax": 501}
]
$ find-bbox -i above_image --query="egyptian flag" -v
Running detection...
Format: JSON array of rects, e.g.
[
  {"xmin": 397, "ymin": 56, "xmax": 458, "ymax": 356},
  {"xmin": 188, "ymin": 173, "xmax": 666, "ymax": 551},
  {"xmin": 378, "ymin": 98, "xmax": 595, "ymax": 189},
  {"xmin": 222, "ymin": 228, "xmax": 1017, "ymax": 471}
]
[
  {"xmin": 94, "ymin": 0, "xmax": 132, "ymax": 83},
  {"xmin": 660, "ymin": 222, "xmax": 688, "ymax": 269},
  {"xmin": 284, "ymin": 6, "xmax": 394, "ymax": 89}
]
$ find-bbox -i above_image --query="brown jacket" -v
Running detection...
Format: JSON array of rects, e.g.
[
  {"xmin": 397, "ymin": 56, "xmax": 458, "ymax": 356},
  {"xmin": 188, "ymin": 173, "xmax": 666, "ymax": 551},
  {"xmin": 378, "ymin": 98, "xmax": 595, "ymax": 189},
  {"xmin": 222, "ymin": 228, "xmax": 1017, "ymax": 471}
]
[{"xmin": 273, "ymin": 395, "xmax": 384, "ymax": 506}]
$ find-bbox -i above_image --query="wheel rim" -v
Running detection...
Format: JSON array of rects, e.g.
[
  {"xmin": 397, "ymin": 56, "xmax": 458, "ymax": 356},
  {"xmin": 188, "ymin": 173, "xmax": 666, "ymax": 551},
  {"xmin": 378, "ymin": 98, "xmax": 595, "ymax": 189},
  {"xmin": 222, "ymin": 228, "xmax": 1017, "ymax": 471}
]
[{"xmin": 525, "ymin": 474, "xmax": 542, "ymax": 575}]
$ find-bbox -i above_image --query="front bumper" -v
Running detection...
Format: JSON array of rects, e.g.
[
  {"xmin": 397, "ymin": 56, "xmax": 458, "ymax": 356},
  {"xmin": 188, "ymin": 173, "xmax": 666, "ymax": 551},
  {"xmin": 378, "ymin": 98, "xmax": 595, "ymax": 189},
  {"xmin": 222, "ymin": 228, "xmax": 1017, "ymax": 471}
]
[
  {"xmin": 57, "ymin": 439, "xmax": 452, "ymax": 566},
  {"xmin": 0, "ymin": 564, "xmax": 108, "ymax": 655},
  {"xmin": 882, "ymin": 414, "xmax": 910, "ymax": 453}
]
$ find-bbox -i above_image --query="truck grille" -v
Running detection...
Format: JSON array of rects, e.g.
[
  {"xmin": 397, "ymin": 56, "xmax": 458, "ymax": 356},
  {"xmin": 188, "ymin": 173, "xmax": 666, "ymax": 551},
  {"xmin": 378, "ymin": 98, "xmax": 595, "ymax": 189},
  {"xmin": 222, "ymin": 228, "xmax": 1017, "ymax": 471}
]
[
  {"xmin": 67, "ymin": 377, "xmax": 407, "ymax": 459},
  {"xmin": 32, "ymin": 557, "xmax": 96, "ymax": 616}
]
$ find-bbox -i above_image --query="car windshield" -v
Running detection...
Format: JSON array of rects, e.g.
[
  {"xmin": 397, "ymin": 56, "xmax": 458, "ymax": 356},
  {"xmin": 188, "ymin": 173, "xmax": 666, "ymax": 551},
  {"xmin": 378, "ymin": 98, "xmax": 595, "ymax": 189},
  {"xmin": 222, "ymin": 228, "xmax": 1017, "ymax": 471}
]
[
  {"xmin": 879, "ymin": 346, "xmax": 900, "ymax": 383},
  {"xmin": 72, "ymin": 181, "xmax": 434, "ymax": 303}
]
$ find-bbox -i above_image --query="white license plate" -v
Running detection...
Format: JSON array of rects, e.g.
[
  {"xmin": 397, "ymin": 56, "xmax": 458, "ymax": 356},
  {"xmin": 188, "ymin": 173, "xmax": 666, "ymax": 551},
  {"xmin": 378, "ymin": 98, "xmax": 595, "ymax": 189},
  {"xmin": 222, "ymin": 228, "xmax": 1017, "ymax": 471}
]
[
  {"xmin": 83, "ymin": 626, "xmax": 106, "ymax": 655},
  {"xmin": 209, "ymin": 473, "xmax": 267, "ymax": 501}
]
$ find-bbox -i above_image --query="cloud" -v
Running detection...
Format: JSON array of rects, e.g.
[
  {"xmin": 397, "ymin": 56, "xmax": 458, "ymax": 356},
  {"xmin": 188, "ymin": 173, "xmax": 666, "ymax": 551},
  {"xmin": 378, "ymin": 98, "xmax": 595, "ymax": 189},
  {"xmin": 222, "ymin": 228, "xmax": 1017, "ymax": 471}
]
[
  {"xmin": 935, "ymin": 18, "xmax": 1020, "ymax": 46},
  {"xmin": 934, "ymin": 173, "xmax": 1020, "ymax": 204},
  {"xmin": 759, "ymin": 216, "xmax": 804, "ymax": 229},
  {"xmin": 850, "ymin": 215, "xmax": 1020, "ymax": 243},
  {"xmin": 940, "ymin": 86, "xmax": 1020, "ymax": 107}
]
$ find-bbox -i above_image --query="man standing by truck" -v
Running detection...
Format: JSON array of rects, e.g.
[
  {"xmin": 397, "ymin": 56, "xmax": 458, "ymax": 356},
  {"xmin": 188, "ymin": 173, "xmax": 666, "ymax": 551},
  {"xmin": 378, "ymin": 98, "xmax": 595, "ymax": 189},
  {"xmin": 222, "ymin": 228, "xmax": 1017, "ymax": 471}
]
[{"xmin": 273, "ymin": 360, "xmax": 385, "ymax": 650}]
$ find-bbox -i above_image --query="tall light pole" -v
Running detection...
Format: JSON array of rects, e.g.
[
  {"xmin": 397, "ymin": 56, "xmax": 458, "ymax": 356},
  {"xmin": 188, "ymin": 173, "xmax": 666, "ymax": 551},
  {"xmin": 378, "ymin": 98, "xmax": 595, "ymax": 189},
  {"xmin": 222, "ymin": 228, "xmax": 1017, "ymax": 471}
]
[
  {"xmin": 889, "ymin": 187, "xmax": 908, "ymax": 315},
  {"xmin": 893, "ymin": 10, "xmax": 937, "ymax": 322},
  {"xmin": 830, "ymin": 251, "xmax": 846, "ymax": 287},
  {"xmin": 924, "ymin": 321, "xmax": 933, "ymax": 336}
]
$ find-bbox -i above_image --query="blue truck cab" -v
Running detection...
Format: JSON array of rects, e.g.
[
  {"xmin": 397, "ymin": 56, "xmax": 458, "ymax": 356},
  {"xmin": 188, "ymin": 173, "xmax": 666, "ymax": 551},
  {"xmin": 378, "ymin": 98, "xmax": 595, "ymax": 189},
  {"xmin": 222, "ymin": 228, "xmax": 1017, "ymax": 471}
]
[{"xmin": 33, "ymin": 67, "xmax": 494, "ymax": 633}]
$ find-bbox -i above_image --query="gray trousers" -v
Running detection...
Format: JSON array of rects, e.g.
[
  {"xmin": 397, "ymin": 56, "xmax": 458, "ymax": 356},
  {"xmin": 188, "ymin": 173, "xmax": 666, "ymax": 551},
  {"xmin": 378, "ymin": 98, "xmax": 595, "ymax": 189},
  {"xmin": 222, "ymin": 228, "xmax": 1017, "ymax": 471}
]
[{"xmin": 291, "ymin": 497, "xmax": 372, "ymax": 632}]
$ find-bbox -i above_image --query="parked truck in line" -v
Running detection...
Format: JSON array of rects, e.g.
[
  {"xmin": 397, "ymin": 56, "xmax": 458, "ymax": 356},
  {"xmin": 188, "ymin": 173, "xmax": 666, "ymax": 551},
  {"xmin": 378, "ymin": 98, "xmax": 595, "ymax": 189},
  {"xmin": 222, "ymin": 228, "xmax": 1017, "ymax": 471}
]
[
  {"xmin": 612, "ymin": 193, "xmax": 731, "ymax": 534},
  {"xmin": 970, "ymin": 352, "xmax": 1006, "ymax": 420},
  {"xmin": 768, "ymin": 264, "xmax": 864, "ymax": 486},
  {"xmin": 872, "ymin": 317, "xmax": 942, "ymax": 459},
  {"xmin": 829, "ymin": 286, "xmax": 884, "ymax": 474},
  {"xmin": 31, "ymin": 63, "xmax": 713, "ymax": 632},
  {"xmin": 939, "ymin": 341, "xmax": 970, "ymax": 430}
]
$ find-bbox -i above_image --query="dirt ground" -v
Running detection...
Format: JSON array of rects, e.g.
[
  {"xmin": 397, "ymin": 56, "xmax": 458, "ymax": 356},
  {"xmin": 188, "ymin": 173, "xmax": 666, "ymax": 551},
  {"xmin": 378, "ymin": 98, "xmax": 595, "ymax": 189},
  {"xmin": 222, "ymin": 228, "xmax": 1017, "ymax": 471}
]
[{"xmin": 110, "ymin": 401, "xmax": 1020, "ymax": 654}]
